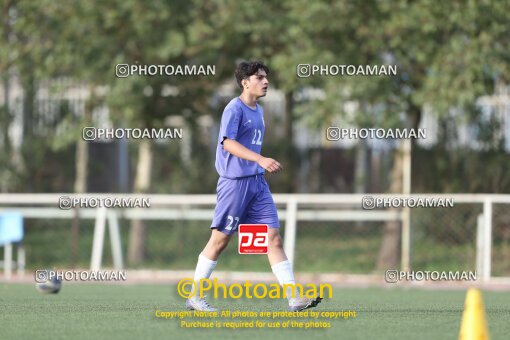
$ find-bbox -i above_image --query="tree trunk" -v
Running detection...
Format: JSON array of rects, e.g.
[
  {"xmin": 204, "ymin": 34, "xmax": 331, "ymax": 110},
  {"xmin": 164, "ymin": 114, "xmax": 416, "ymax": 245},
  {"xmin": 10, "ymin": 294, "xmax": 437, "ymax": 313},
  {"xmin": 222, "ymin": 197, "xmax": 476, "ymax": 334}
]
[
  {"xmin": 283, "ymin": 91, "xmax": 296, "ymax": 192},
  {"xmin": 15, "ymin": 74, "xmax": 35, "ymax": 177},
  {"xmin": 376, "ymin": 104, "xmax": 420, "ymax": 271},
  {"xmin": 74, "ymin": 138, "xmax": 89, "ymax": 194},
  {"xmin": 309, "ymin": 148, "xmax": 321, "ymax": 192},
  {"xmin": 71, "ymin": 98, "xmax": 91, "ymax": 267},
  {"xmin": 128, "ymin": 138, "xmax": 153, "ymax": 265},
  {"xmin": 1, "ymin": 69, "xmax": 11, "ymax": 192},
  {"xmin": 354, "ymin": 139, "xmax": 368, "ymax": 194},
  {"xmin": 375, "ymin": 141, "xmax": 405, "ymax": 270},
  {"xmin": 71, "ymin": 138, "xmax": 88, "ymax": 266}
]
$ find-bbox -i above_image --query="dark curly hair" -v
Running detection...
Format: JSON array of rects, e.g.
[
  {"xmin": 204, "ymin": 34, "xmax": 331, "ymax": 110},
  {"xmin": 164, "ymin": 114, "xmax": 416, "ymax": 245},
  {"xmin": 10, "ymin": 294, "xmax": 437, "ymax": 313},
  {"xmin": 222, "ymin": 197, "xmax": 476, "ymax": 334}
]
[{"xmin": 235, "ymin": 61, "xmax": 269, "ymax": 89}]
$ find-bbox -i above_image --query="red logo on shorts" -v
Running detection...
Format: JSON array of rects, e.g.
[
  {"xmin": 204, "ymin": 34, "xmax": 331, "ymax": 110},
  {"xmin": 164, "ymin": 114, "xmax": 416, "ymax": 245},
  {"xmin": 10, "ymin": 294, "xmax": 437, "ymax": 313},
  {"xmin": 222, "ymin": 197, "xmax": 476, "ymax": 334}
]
[{"xmin": 238, "ymin": 224, "xmax": 268, "ymax": 254}]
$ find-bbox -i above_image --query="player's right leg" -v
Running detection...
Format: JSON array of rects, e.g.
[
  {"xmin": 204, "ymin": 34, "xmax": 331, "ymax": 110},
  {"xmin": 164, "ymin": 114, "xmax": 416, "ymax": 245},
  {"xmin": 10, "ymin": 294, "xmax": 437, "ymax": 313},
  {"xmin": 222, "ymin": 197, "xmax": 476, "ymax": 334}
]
[
  {"xmin": 202, "ymin": 229, "xmax": 231, "ymax": 261},
  {"xmin": 186, "ymin": 230, "xmax": 231, "ymax": 312},
  {"xmin": 186, "ymin": 176, "xmax": 255, "ymax": 311}
]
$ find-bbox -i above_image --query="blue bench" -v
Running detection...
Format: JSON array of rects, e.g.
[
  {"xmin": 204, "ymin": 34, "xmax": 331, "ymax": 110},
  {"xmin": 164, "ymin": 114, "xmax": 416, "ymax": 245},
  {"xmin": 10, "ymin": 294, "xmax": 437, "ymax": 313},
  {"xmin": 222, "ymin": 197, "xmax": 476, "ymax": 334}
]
[{"xmin": 0, "ymin": 212, "xmax": 25, "ymax": 278}]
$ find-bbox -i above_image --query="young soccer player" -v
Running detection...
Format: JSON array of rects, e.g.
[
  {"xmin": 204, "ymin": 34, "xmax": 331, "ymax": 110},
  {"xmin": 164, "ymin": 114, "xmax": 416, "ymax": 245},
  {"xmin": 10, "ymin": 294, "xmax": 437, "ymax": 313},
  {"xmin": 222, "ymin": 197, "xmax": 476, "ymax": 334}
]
[{"xmin": 186, "ymin": 61, "xmax": 322, "ymax": 312}]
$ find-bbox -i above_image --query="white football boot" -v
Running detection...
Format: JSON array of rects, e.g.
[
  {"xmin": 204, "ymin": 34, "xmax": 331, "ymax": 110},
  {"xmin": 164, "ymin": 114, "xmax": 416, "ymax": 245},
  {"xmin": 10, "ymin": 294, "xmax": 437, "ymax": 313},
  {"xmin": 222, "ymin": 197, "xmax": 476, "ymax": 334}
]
[
  {"xmin": 288, "ymin": 296, "xmax": 322, "ymax": 312},
  {"xmin": 185, "ymin": 296, "xmax": 218, "ymax": 312}
]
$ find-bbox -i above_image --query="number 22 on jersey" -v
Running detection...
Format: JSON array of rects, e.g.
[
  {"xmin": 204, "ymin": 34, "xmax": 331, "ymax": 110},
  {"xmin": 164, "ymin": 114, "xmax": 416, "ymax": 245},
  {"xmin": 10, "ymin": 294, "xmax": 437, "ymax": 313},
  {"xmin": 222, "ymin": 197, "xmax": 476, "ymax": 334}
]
[{"xmin": 251, "ymin": 129, "xmax": 262, "ymax": 145}]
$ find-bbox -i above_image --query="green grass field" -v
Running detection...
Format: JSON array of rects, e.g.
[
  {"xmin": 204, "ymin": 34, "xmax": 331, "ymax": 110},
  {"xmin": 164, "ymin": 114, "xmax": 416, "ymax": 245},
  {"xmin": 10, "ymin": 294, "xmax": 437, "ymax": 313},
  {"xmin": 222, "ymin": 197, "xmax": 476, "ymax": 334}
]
[{"xmin": 1, "ymin": 284, "xmax": 509, "ymax": 339}]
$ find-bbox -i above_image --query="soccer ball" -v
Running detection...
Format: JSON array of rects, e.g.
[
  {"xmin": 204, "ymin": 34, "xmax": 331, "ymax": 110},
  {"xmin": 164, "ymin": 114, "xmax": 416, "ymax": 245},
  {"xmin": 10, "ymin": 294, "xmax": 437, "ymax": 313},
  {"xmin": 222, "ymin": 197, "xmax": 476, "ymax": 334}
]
[{"xmin": 35, "ymin": 270, "xmax": 62, "ymax": 294}]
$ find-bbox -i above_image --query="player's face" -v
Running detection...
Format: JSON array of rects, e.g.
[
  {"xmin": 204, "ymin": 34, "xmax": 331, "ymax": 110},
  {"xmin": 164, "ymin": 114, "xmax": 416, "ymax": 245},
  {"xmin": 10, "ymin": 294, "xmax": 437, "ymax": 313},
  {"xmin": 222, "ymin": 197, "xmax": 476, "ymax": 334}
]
[{"xmin": 245, "ymin": 69, "xmax": 269, "ymax": 98}]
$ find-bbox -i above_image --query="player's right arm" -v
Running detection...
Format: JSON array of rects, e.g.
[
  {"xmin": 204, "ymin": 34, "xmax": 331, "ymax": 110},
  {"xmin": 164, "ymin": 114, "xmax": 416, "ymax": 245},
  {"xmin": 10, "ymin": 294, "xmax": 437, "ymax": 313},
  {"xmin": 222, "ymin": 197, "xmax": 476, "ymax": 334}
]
[{"xmin": 223, "ymin": 139, "xmax": 282, "ymax": 173}]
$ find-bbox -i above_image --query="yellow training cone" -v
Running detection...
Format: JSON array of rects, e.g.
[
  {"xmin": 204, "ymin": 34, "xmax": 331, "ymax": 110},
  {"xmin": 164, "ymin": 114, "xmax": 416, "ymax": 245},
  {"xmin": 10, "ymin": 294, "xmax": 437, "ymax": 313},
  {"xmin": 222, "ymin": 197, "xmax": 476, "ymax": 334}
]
[{"xmin": 459, "ymin": 288, "xmax": 489, "ymax": 340}]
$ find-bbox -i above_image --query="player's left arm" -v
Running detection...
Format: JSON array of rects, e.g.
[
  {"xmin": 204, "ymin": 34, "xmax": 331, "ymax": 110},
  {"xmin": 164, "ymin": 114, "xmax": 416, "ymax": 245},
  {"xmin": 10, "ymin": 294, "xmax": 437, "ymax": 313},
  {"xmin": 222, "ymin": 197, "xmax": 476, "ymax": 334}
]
[{"xmin": 223, "ymin": 139, "xmax": 282, "ymax": 173}]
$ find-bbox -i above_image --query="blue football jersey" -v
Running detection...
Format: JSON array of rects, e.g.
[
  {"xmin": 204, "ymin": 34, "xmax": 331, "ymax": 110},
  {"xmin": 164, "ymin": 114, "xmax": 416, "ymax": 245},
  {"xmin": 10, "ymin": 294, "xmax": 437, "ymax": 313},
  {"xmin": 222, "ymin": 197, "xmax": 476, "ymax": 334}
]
[{"xmin": 215, "ymin": 97, "xmax": 266, "ymax": 178}]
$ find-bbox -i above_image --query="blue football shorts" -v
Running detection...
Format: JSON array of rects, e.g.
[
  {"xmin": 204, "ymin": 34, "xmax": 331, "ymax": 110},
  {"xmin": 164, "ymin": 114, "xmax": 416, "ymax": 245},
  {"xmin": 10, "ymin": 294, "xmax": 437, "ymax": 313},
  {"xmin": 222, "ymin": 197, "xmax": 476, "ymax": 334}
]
[{"xmin": 210, "ymin": 174, "xmax": 280, "ymax": 235}]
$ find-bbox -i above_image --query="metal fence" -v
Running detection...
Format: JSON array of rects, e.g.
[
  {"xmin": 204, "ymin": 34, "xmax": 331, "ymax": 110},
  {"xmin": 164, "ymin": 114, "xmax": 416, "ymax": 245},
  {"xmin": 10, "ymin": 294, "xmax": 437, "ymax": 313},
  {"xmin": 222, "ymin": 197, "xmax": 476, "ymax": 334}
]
[{"xmin": 0, "ymin": 194, "xmax": 508, "ymax": 281}]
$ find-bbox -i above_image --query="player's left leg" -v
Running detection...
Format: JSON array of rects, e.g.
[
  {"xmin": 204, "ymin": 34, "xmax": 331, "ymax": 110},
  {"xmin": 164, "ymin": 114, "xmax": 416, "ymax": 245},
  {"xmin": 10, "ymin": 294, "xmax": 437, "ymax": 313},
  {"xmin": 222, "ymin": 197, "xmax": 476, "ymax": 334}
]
[
  {"xmin": 267, "ymin": 228, "xmax": 321, "ymax": 311},
  {"xmin": 267, "ymin": 228, "xmax": 287, "ymax": 265},
  {"xmin": 247, "ymin": 175, "xmax": 322, "ymax": 311},
  {"xmin": 267, "ymin": 228, "xmax": 295, "ymax": 296}
]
